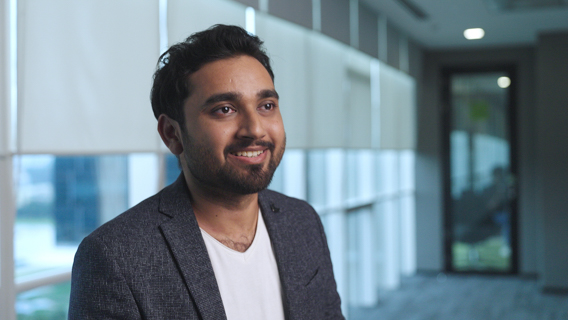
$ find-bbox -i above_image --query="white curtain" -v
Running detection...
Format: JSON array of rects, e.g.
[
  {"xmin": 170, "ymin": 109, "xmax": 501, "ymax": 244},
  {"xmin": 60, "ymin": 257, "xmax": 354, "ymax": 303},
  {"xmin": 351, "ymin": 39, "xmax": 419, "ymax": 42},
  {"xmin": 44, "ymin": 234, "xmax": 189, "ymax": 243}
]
[{"xmin": 18, "ymin": 0, "xmax": 160, "ymax": 154}]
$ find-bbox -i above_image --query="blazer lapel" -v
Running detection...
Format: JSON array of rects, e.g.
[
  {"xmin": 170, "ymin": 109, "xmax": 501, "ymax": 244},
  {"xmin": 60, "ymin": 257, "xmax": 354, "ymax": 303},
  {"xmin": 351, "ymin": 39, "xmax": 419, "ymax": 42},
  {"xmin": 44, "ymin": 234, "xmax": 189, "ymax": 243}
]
[
  {"xmin": 259, "ymin": 191, "xmax": 319, "ymax": 319},
  {"xmin": 158, "ymin": 175, "xmax": 227, "ymax": 320}
]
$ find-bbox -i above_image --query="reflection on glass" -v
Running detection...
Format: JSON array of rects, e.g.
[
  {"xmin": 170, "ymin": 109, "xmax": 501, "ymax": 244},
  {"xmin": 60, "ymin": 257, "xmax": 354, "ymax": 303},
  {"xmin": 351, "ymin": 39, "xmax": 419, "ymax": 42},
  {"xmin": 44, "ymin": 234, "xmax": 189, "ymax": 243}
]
[
  {"xmin": 16, "ymin": 281, "xmax": 70, "ymax": 320},
  {"xmin": 14, "ymin": 155, "xmax": 129, "ymax": 278},
  {"xmin": 346, "ymin": 150, "xmax": 358, "ymax": 201},
  {"xmin": 376, "ymin": 150, "xmax": 398, "ymax": 195},
  {"xmin": 449, "ymin": 72, "xmax": 514, "ymax": 272},
  {"xmin": 307, "ymin": 150, "xmax": 327, "ymax": 207},
  {"xmin": 347, "ymin": 206, "xmax": 375, "ymax": 307},
  {"xmin": 165, "ymin": 153, "xmax": 182, "ymax": 186}
]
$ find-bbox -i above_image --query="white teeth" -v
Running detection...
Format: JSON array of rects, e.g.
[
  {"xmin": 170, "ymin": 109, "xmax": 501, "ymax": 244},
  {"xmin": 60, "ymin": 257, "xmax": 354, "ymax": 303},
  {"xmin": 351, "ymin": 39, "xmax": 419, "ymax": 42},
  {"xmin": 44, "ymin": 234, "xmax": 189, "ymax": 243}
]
[{"xmin": 234, "ymin": 150, "xmax": 264, "ymax": 157}]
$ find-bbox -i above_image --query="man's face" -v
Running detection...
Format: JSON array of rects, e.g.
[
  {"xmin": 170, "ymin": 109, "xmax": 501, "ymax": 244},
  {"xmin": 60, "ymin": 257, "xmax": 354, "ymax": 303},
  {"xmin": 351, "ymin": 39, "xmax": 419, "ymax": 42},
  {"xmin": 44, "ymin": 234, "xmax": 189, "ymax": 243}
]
[{"xmin": 179, "ymin": 55, "xmax": 286, "ymax": 195}]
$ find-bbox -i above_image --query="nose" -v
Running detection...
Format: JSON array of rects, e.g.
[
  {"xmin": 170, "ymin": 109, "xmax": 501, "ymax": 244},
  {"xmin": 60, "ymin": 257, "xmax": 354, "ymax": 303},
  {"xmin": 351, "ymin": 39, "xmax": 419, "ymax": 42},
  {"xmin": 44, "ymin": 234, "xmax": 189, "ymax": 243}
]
[{"xmin": 237, "ymin": 109, "xmax": 267, "ymax": 140}]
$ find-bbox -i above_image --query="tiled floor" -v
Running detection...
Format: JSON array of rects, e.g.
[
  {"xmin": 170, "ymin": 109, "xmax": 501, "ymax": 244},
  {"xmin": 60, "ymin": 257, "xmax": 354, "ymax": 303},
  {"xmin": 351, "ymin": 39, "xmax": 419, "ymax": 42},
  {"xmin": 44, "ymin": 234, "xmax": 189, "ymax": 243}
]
[{"xmin": 348, "ymin": 274, "xmax": 568, "ymax": 320}]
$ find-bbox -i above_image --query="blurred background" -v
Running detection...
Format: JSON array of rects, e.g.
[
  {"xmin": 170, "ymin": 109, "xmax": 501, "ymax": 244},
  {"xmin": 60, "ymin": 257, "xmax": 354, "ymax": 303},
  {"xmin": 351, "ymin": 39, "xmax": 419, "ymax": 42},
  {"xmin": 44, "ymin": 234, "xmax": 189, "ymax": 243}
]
[{"xmin": 1, "ymin": 0, "xmax": 568, "ymax": 319}]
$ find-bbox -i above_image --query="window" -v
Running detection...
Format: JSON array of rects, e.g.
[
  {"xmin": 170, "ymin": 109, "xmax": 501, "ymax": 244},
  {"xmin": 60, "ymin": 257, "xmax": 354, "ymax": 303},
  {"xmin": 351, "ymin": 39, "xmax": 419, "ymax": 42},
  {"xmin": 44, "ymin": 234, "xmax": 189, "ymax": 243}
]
[{"xmin": 2, "ymin": 2, "xmax": 417, "ymax": 318}]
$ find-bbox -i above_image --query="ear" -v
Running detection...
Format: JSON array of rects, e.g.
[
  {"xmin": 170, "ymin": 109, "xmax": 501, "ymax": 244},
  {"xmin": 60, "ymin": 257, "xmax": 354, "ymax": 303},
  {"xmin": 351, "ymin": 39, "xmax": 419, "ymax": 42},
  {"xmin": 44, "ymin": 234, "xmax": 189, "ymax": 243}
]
[{"xmin": 157, "ymin": 114, "xmax": 184, "ymax": 155}]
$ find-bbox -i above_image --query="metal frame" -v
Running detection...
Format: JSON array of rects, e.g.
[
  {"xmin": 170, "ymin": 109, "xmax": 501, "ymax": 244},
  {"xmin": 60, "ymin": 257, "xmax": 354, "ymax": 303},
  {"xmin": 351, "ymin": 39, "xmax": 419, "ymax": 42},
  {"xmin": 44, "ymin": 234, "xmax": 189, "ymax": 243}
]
[
  {"xmin": 1, "ymin": 0, "xmax": 16, "ymax": 318},
  {"xmin": 0, "ymin": 156, "xmax": 17, "ymax": 320}
]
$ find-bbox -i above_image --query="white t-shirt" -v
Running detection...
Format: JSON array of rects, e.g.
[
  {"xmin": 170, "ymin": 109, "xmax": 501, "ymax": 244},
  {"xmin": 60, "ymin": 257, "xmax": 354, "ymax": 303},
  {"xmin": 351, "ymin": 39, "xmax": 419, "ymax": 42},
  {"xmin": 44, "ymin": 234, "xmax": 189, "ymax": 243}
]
[{"xmin": 200, "ymin": 210, "xmax": 285, "ymax": 320}]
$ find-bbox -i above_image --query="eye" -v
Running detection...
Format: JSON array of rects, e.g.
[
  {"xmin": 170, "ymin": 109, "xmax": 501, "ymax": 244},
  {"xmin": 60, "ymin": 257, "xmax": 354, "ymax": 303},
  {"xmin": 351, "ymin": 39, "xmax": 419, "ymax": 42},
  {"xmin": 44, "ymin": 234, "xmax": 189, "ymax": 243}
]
[
  {"xmin": 213, "ymin": 106, "xmax": 236, "ymax": 115},
  {"xmin": 259, "ymin": 102, "xmax": 276, "ymax": 111}
]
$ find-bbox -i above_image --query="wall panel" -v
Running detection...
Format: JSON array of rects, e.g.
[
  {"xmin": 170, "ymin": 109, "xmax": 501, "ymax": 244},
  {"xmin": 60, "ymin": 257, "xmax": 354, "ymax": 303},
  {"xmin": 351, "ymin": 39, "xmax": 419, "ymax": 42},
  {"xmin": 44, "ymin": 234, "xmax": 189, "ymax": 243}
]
[
  {"xmin": 321, "ymin": 0, "xmax": 350, "ymax": 45},
  {"xmin": 359, "ymin": 3, "xmax": 378, "ymax": 59},
  {"xmin": 268, "ymin": 0, "xmax": 312, "ymax": 30}
]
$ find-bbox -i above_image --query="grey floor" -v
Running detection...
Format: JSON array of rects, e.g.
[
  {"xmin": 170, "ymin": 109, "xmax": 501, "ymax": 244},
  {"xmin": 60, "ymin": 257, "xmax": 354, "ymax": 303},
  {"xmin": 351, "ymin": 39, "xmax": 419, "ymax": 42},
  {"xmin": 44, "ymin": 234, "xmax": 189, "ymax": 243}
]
[{"xmin": 348, "ymin": 274, "xmax": 568, "ymax": 320}]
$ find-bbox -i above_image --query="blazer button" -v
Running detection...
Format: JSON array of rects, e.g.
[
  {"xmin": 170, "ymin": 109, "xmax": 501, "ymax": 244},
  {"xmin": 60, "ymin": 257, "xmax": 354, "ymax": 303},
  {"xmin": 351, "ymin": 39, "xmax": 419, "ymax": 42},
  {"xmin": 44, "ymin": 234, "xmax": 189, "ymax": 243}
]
[{"xmin": 270, "ymin": 203, "xmax": 280, "ymax": 213}]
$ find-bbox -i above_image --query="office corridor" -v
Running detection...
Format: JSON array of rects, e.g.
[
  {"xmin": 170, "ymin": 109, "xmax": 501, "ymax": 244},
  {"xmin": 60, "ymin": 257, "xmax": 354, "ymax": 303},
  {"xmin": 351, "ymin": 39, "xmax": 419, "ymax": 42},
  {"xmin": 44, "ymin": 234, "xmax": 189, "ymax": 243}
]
[{"xmin": 349, "ymin": 274, "xmax": 568, "ymax": 320}]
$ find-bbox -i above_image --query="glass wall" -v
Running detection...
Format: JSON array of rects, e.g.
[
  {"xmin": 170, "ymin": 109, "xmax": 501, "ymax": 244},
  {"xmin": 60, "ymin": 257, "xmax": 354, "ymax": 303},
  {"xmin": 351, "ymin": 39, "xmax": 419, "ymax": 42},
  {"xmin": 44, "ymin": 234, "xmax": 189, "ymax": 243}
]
[
  {"xmin": 1, "ymin": 1, "xmax": 417, "ymax": 319},
  {"xmin": 15, "ymin": 155, "xmax": 129, "ymax": 278},
  {"xmin": 16, "ymin": 281, "xmax": 70, "ymax": 320},
  {"xmin": 8, "ymin": 150, "xmax": 414, "ymax": 318},
  {"xmin": 12, "ymin": 154, "xmax": 159, "ymax": 318}
]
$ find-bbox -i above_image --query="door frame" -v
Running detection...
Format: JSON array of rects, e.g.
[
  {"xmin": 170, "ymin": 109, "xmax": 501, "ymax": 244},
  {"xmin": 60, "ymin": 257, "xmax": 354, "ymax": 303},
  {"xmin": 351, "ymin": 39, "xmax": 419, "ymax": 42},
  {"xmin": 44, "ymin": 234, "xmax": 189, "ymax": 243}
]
[{"xmin": 441, "ymin": 65, "xmax": 519, "ymax": 274}]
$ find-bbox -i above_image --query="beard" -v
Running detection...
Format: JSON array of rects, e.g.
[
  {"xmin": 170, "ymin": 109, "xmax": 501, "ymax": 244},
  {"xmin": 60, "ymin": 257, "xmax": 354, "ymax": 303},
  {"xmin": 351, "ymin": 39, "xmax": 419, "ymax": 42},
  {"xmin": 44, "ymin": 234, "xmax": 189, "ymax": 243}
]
[{"xmin": 181, "ymin": 132, "xmax": 285, "ymax": 195}]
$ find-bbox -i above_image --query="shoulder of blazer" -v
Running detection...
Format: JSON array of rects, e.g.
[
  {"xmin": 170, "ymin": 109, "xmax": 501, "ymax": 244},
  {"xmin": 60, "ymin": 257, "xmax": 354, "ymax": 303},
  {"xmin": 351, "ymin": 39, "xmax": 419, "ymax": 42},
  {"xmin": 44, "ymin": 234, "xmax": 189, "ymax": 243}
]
[{"xmin": 80, "ymin": 173, "xmax": 189, "ymax": 247}]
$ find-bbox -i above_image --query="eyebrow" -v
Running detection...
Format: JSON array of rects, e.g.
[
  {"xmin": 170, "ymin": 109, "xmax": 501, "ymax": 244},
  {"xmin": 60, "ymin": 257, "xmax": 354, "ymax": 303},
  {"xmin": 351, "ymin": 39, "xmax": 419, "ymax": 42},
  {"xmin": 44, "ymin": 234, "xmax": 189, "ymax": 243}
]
[
  {"xmin": 258, "ymin": 89, "xmax": 279, "ymax": 100},
  {"xmin": 203, "ymin": 92, "xmax": 242, "ymax": 107},
  {"xmin": 201, "ymin": 89, "xmax": 279, "ymax": 109}
]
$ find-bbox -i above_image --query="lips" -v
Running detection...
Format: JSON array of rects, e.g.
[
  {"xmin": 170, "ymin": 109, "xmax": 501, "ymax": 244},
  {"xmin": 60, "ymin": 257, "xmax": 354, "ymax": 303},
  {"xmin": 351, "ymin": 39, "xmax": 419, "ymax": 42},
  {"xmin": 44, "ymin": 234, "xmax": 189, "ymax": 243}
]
[
  {"xmin": 232, "ymin": 150, "xmax": 265, "ymax": 158},
  {"xmin": 225, "ymin": 141, "xmax": 275, "ymax": 157}
]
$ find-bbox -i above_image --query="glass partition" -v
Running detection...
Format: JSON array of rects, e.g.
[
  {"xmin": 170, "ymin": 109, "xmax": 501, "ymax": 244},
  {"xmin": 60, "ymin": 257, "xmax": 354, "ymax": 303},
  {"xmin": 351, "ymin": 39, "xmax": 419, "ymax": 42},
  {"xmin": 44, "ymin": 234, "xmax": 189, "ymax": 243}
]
[
  {"xmin": 16, "ymin": 281, "xmax": 71, "ymax": 320},
  {"xmin": 444, "ymin": 70, "xmax": 517, "ymax": 273},
  {"xmin": 14, "ymin": 154, "xmax": 158, "ymax": 278}
]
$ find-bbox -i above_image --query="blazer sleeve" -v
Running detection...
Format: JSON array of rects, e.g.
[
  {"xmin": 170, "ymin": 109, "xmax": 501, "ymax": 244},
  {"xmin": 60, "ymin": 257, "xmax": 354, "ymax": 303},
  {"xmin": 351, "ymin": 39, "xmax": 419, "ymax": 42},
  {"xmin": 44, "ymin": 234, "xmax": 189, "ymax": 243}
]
[
  {"xmin": 68, "ymin": 235, "xmax": 140, "ymax": 320},
  {"xmin": 314, "ymin": 211, "xmax": 346, "ymax": 320}
]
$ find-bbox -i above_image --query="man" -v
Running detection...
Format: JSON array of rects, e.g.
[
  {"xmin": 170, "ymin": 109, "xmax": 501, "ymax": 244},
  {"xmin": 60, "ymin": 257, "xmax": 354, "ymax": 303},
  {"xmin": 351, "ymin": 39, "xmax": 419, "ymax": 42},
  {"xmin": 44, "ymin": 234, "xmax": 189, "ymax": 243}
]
[{"xmin": 69, "ymin": 25, "xmax": 344, "ymax": 319}]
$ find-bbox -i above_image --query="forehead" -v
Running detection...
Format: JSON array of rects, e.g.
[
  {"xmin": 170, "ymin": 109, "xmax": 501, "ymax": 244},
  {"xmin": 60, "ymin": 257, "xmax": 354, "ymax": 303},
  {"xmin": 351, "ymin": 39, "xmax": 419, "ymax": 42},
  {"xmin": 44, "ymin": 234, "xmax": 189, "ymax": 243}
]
[{"xmin": 186, "ymin": 55, "xmax": 274, "ymax": 99}]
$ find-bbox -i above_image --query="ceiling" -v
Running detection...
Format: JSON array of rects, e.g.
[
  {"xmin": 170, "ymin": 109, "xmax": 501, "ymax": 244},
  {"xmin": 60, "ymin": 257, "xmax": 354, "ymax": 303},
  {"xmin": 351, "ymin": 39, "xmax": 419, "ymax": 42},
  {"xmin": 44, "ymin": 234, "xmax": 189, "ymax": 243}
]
[{"xmin": 360, "ymin": 0, "xmax": 568, "ymax": 49}]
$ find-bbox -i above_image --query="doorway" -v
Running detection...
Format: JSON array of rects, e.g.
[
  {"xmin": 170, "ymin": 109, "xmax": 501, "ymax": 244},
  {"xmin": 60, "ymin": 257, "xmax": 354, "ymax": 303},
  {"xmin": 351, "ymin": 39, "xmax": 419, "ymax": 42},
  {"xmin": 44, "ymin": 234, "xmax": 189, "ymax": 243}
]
[{"xmin": 442, "ymin": 67, "xmax": 518, "ymax": 273}]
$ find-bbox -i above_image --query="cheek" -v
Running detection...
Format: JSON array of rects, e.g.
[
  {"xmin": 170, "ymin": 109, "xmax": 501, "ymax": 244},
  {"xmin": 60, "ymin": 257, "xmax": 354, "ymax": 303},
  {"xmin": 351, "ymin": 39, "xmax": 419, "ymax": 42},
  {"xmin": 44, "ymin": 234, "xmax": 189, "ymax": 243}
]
[
  {"xmin": 268, "ymin": 118, "xmax": 286, "ymax": 141},
  {"xmin": 202, "ymin": 125, "xmax": 235, "ymax": 153}
]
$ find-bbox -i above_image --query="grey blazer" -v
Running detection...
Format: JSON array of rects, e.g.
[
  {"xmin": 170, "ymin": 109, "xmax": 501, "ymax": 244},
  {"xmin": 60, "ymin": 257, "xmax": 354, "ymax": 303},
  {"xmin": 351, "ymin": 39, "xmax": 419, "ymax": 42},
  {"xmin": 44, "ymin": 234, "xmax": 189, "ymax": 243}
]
[{"xmin": 68, "ymin": 175, "xmax": 344, "ymax": 319}]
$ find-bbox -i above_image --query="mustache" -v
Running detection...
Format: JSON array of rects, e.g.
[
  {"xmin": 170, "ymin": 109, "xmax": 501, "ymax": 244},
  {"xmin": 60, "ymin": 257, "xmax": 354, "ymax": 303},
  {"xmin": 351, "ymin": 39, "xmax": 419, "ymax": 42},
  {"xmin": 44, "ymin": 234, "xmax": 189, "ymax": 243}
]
[{"xmin": 224, "ymin": 140, "xmax": 275, "ymax": 154}]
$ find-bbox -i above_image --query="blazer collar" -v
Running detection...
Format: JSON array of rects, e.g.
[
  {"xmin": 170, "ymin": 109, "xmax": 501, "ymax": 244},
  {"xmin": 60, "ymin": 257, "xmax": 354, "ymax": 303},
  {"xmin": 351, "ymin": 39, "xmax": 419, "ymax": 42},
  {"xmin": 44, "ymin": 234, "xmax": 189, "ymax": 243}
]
[
  {"xmin": 157, "ymin": 174, "xmax": 227, "ymax": 320},
  {"xmin": 156, "ymin": 175, "xmax": 314, "ymax": 320}
]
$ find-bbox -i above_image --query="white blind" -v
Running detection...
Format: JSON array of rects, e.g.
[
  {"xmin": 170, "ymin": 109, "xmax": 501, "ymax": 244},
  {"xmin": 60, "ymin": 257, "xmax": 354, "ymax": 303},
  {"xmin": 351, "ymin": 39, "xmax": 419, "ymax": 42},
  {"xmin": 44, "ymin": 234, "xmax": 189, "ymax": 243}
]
[
  {"xmin": 256, "ymin": 14, "xmax": 310, "ymax": 148},
  {"xmin": 168, "ymin": 0, "xmax": 246, "ymax": 45},
  {"xmin": 309, "ymin": 32, "xmax": 347, "ymax": 148},
  {"xmin": 18, "ymin": 0, "xmax": 160, "ymax": 154},
  {"xmin": 379, "ymin": 63, "xmax": 416, "ymax": 149},
  {"xmin": 346, "ymin": 49, "xmax": 372, "ymax": 148}
]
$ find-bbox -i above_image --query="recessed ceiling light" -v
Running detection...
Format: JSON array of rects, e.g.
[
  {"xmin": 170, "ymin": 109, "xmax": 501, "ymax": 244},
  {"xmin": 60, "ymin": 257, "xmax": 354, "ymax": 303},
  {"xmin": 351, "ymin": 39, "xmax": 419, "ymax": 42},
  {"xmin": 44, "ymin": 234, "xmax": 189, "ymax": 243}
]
[
  {"xmin": 464, "ymin": 28, "xmax": 485, "ymax": 40},
  {"xmin": 498, "ymin": 76, "xmax": 511, "ymax": 88}
]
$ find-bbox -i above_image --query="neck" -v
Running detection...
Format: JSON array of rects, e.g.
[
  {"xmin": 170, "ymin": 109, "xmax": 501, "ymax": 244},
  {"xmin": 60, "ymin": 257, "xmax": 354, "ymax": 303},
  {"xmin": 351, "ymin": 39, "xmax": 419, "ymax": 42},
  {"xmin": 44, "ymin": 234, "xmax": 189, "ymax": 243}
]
[{"xmin": 184, "ymin": 171, "xmax": 260, "ymax": 252}]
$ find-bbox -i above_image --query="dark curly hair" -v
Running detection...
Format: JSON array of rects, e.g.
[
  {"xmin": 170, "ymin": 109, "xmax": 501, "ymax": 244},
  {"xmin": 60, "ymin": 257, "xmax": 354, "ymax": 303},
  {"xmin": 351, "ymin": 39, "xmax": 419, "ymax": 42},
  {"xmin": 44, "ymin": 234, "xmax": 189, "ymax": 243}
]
[{"xmin": 150, "ymin": 24, "xmax": 274, "ymax": 127}]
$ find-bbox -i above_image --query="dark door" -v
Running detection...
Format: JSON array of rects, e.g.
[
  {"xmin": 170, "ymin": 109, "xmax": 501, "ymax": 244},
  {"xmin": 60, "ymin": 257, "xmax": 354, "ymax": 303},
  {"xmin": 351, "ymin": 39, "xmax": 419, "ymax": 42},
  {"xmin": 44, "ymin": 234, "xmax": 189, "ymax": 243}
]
[{"xmin": 442, "ymin": 67, "xmax": 518, "ymax": 273}]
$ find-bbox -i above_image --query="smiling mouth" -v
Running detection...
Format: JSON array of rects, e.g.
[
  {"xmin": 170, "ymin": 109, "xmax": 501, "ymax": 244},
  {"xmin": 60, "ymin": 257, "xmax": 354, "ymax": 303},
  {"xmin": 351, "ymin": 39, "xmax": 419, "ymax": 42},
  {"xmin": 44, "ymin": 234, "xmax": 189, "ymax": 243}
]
[{"xmin": 231, "ymin": 150, "xmax": 265, "ymax": 158}]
